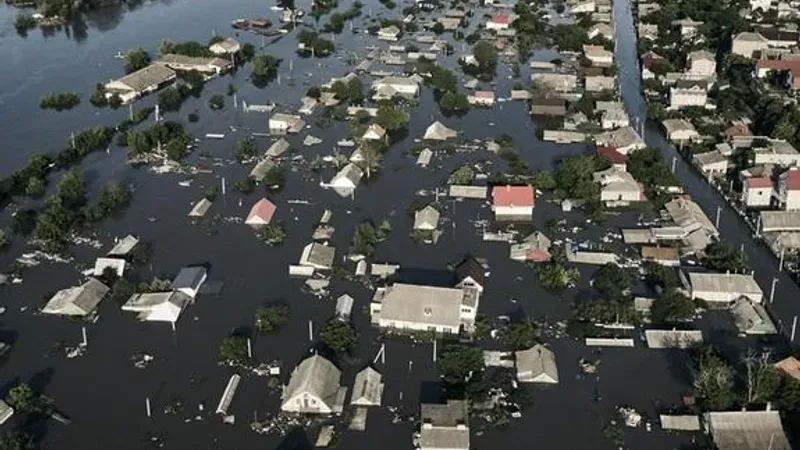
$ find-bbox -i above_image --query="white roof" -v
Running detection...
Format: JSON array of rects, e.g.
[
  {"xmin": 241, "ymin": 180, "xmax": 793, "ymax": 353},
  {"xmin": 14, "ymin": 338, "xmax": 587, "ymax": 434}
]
[
  {"xmin": 688, "ymin": 272, "xmax": 762, "ymax": 298},
  {"xmin": 107, "ymin": 234, "xmax": 139, "ymax": 256},
  {"xmin": 332, "ymin": 163, "xmax": 364, "ymax": 187},
  {"xmin": 706, "ymin": 411, "xmax": 791, "ymax": 450},
  {"xmin": 43, "ymin": 278, "xmax": 109, "ymax": 316},
  {"xmin": 122, "ymin": 291, "xmax": 192, "ymax": 323},
  {"xmin": 373, "ymin": 283, "xmax": 464, "ymax": 329},
  {"xmin": 350, "ymin": 366, "xmax": 384, "ymax": 406},
  {"xmin": 414, "ymin": 205, "xmax": 440, "ymax": 230},
  {"xmin": 282, "ymin": 354, "xmax": 343, "ymax": 410},
  {"xmin": 659, "ymin": 415, "xmax": 701, "ymax": 431},
  {"xmin": 424, "ymin": 121, "xmax": 457, "ymax": 140},
  {"xmin": 93, "ymin": 257, "xmax": 126, "ymax": 277},
  {"xmin": 189, "ymin": 198, "xmax": 213, "ymax": 217},
  {"xmin": 515, "ymin": 344, "xmax": 558, "ymax": 383}
]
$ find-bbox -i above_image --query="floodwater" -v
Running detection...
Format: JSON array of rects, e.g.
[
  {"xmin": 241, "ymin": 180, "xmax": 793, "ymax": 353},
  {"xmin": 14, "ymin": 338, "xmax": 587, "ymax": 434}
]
[{"xmin": 0, "ymin": 0, "xmax": 759, "ymax": 448}]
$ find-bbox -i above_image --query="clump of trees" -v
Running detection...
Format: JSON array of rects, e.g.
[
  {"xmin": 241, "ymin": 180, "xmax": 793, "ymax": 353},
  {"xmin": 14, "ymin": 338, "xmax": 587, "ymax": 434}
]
[
  {"xmin": 449, "ymin": 165, "xmax": 475, "ymax": 185},
  {"xmin": 219, "ymin": 336, "xmax": 249, "ymax": 364},
  {"xmin": 126, "ymin": 121, "xmax": 191, "ymax": 161},
  {"xmin": 535, "ymin": 246, "xmax": 579, "ymax": 291},
  {"xmin": 259, "ymin": 223, "xmax": 287, "ymax": 246},
  {"xmin": 39, "ymin": 92, "xmax": 80, "ymax": 111},
  {"xmin": 255, "ymin": 304, "xmax": 290, "ymax": 333},
  {"xmin": 574, "ymin": 263, "xmax": 637, "ymax": 325},
  {"xmin": 461, "ymin": 41, "xmax": 497, "ymax": 80},
  {"xmin": 297, "ymin": 31, "xmax": 335, "ymax": 57},
  {"xmin": 251, "ymin": 55, "xmax": 281, "ymax": 87},
  {"xmin": 320, "ymin": 318, "xmax": 358, "ymax": 355},
  {"xmin": 375, "ymin": 103, "xmax": 409, "ymax": 131},
  {"xmin": 124, "ymin": 48, "xmax": 150, "ymax": 73},
  {"xmin": 208, "ymin": 94, "xmax": 225, "ymax": 111},
  {"xmin": 351, "ymin": 220, "xmax": 390, "ymax": 256},
  {"xmin": 330, "ymin": 78, "xmax": 365, "ymax": 105},
  {"xmin": 499, "ymin": 320, "xmax": 538, "ymax": 350},
  {"xmin": 437, "ymin": 344, "xmax": 484, "ymax": 386},
  {"xmin": 14, "ymin": 14, "xmax": 37, "ymax": 35},
  {"xmin": 702, "ymin": 239, "xmax": 748, "ymax": 273},
  {"xmin": 428, "ymin": 66, "xmax": 470, "ymax": 114},
  {"xmin": 626, "ymin": 147, "xmax": 678, "ymax": 208},
  {"xmin": 236, "ymin": 138, "xmax": 256, "ymax": 162},
  {"xmin": 159, "ymin": 40, "xmax": 213, "ymax": 57}
]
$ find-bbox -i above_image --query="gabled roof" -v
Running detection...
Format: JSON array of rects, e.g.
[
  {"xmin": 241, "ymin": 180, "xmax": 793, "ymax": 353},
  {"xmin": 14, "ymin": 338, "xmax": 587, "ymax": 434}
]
[
  {"xmin": 455, "ymin": 256, "xmax": 485, "ymax": 287},
  {"xmin": 489, "ymin": 14, "xmax": 512, "ymax": 24},
  {"xmin": 492, "ymin": 185, "xmax": 535, "ymax": 207},
  {"xmin": 172, "ymin": 267, "xmax": 207, "ymax": 293},
  {"xmin": 516, "ymin": 344, "xmax": 558, "ymax": 383},
  {"xmin": 780, "ymin": 169, "xmax": 800, "ymax": 190},
  {"xmin": 266, "ymin": 138, "xmax": 291, "ymax": 157},
  {"xmin": 246, "ymin": 198, "xmax": 277, "ymax": 225},
  {"xmin": 414, "ymin": 205, "xmax": 440, "ymax": 230},
  {"xmin": 350, "ymin": 366, "xmax": 384, "ymax": 406},
  {"xmin": 43, "ymin": 278, "xmax": 109, "ymax": 316},
  {"xmin": 424, "ymin": 121, "xmax": 457, "ymax": 140},
  {"xmin": 744, "ymin": 176, "xmax": 773, "ymax": 189},
  {"xmin": 283, "ymin": 354, "xmax": 343, "ymax": 409},
  {"xmin": 706, "ymin": 411, "xmax": 791, "ymax": 450},
  {"xmin": 107, "ymin": 234, "xmax": 139, "ymax": 256},
  {"xmin": 597, "ymin": 146, "xmax": 627, "ymax": 164}
]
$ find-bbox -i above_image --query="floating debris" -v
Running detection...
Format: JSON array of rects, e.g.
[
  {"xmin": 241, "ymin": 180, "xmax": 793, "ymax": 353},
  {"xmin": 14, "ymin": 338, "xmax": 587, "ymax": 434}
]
[
  {"xmin": 618, "ymin": 406, "xmax": 642, "ymax": 427},
  {"xmin": 132, "ymin": 353, "xmax": 154, "ymax": 369},
  {"xmin": 303, "ymin": 135, "xmax": 323, "ymax": 146}
]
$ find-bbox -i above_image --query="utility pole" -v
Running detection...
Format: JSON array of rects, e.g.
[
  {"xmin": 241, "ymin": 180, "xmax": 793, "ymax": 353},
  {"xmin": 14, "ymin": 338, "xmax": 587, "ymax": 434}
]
[
  {"xmin": 146, "ymin": 397, "xmax": 152, "ymax": 418},
  {"xmin": 247, "ymin": 338, "xmax": 252, "ymax": 359},
  {"xmin": 671, "ymin": 156, "xmax": 677, "ymax": 174},
  {"xmin": 780, "ymin": 248, "xmax": 785, "ymax": 272},
  {"xmin": 756, "ymin": 214, "xmax": 762, "ymax": 238},
  {"xmin": 715, "ymin": 206, "xmax": 721, "ymax": 229},
  {"xmin": 81, "ymin": 326, "xmax": 88, "ymax": 347},
  {"xmin": 308, "ymin": 320, "xmax": 314, "ymax": 341},
  {"xmin": 432, "ymin": 337, "xmax": 437, "ymax": 362},
  {"xmin": 770, "ymin": 277, "xmax": 778, "ymax": 304},
  {"xmin": 792, "ymin": 315, "xmax": 798, "ymax": 342}
]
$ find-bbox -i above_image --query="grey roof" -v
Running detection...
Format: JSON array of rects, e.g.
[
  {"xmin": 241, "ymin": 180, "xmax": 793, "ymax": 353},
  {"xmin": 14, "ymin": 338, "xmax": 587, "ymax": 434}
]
[
  {"xmin": 706, "ymin": 411, "xmax": 791, "ymax": 450},
  {"xmin": 266, "ymin": 138, "xmax": 291, "ymax": 157},
  {"xmin": 731, "ymin": 297, "xmax": 777, "ymax": 334},
  {"xmin": 734, "ymin": 31, "xmax": 767, "ymax": 42},
  {"xmin": 662, "ymin": 118, "xmax": 697, "ymax": 135},
  {"xmin": 645, "ymin": 329, "xmax": 704, "ymax": 348},
  {"xmin": 760, "ymin": 210, "xmax": 800, "ymax": 232},
  {"xmin": 172, "ymin": 267, "xmax": 207, "ymax": 292},
  {"xmin": 301, "ymin": 243, "xmax": 336, "ymax": 268},
  {"xmin": 595, "ymin": 126, "xmax": 644, "ymax": 149},
  {"xmin": 373, "ymin": 283, "xmax": 464, "ymax": 329},
  {"xmin": 335, "ymin": 294, "xmax": 354, "ymax": 318},
  {"xmin": 422, "ymin": 400, "xmax": 468, "ymax": 427},
  {"xmin": 210, "ymin": 37, "xmax": 241, "ymax": 52},
  {"xmin": 688, "ymin": 272, "xmax": 762, "ymax": 297},
  {"xmin": 189, "ymin": 198, "xmax": 213, "ymax": 217},
  {"xmin": 350, "ymin": 366, "xmax": 384, "ymax": 406},
  {"xmin": 688, "ymin": 49, "xmax": 715, "ymax": 62},
  {"xmin": 159, "ymin": 53, "xmax": 232, "ymax": 70},
  {"xmin": 107, "ymin": 234, "xmax": 139, "ymax": 256},
  {"xmin": 42, "ymin": 278, "xmax": 109, "ymax": 316},
  {"xmin": 515, "ymin": 344, "xmax": 558, "ymax": 383},
  {"xmin": 283, "ymin": 354, "xmax": 343, "ymax": 410},
  {"xmin": 659, "ymin": 415, "xmax": 701, "ymax": 431},
  {"xmin": 414, "ymin": 205, "xmax": 440, "ymax": 230},
  {"xmin": 455, "ymin": 257, "xmax": 484, "ymax": 287},
  {"xmin": 424, "ymin": 121, "xmax": 457, "ymax": 141},
  {"xmin": 111, "ymin": 64, "xmax": 176, "ymax": 92},
  {"xmin": 250, "ymin": 158, "xmax": 276, "ymax": 181},
  {"xmin": 693, "ymin": 151, "xmax": 728, "ymax": 166},
  {"xmin": 664, "ymin": 198, "xmax": 717, "ymax": 234},
  {"xmin": 332, "ymin": 163, "xmax": 364, "ymax": 186}
]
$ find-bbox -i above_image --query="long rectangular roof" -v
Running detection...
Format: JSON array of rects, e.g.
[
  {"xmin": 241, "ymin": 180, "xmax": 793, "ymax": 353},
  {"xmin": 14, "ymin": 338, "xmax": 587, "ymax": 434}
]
[
  {"xmin": 375, "ymin": 283, "xmax": 464, "ymax": 329},
  {"xmin": 112, "ymin": 64, "xmax": 176, "ymax": 92},
  {"xmin": 706, "ymin": 411, "xmax": 791, "ymax": 450},
  {"xmin": 688, "ymin": 272, "xmax": 762, "ymax": 296}
]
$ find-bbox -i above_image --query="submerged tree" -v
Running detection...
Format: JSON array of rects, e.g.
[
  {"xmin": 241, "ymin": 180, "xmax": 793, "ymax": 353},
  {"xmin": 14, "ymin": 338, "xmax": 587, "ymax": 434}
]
[
  {"xmin": 255, "ymin": 304, "xmax": 290, "ymax": 334},
  {"xmin": 320, "ymin": 319, "xmax": 358, "ymax": 355},
  {"xmin": 693, "ymin": 346, "xmax": 736, "ymax": 411}
]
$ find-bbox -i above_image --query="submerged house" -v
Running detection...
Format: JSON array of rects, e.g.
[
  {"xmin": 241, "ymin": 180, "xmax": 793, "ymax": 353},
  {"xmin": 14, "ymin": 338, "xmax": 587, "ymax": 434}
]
[
  {"xmin": 42, "ymin": 278, "xmax": 109, "ymax": 317},
  {"xmin": 269, "ymin": 113, "xmax": 306, "ymax": 134},
  {"xmin": 492, "ymin": 185, "xmax": 535, "ymax": 219},
  {"xmin": 245, "ymin": 198, "xmax": 277, "ymax": 228},
  {"xmin": 281, "ymin": 354, "xmax": 347, "ymax": 414},
  {"xmin": 370, "ymin": 283, "xmax": 478, "ymax": 334},
  {"xmin": 299, "ymin": 243, "xmax": 336, "ymax": 270},
  {"xmin": 122, "ymin": 291, "xmax": 193, "ymax": 324},
  {"xmin": 414, "ymin": 205, "xmax": 441, "ymax": 231},
  {"xmin": 424, "ymin": 121, "xmax": 457, "ymax": 141},
  {"xmin": 515, "ymin": 344, "xmax": 558, "ymax": 384},
  {"xmin": 510, "ymin": 231, "xmax": 552, "ymax": 262},
  {"xmin": 104, "ymin": 64, "xmax": 177, "ymax": 104},
  {"xmin": 172, "ymin": 266, "xmax": 207, "ymax": 298},
  {"xmin": 420, "ymin": 400, "xmax": 470, "ymax": 450},
  {"xmin": 326, "ymin": 163, "xmax": 364, "ymax": 198},
  {"xmin": 350, "ymin": 366, "xmax": 384, "ymax": 406}
]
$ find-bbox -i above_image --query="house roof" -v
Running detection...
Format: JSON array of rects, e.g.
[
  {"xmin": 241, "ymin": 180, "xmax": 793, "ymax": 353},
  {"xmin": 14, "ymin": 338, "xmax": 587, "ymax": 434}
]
[
  {"xmin": 350, "ymin": 366, "xmax": 384, "ymax": 405},
  {"xmin": 706, "ymin": 411, "xmax": 791, "ymax": 450},
  {"xmin": 94, "ymin": 257, "xmax": 126, "ymax": 277},
  {"xmin": 641, "ymin": 246, "xmax": 679, "ymax": 261},
  {"xmin": 414, "ymin": 205, "xmax": 440, "ymax": 230},
  {"xmin": 490, "ymin": 14, "xmax": 512, "ymax": 24},
  {"xmin": 172, "ymin": 267, "xmax": 207, "ymax": 292},
  {"xmin": 422, "ymin": 400, "xmax": 468, "ymax": 427},
  {"xmin": 725, "ymin": 123, "xmax": 752, "ymax": 138},
  {"xmin": 761, "ymin": 210, "xmax": 800, "ymax": 232},
  {"xmin": 665, "ymin": 197, "xmax": 717, "ymax": 233},
  {"xmin": 424, "ymin": 121, "xmax": 457, "ymax": 140},
  {"xmin": 456, "ymin": 256, "xmax": 485, "ymax": 287},
  {"xmin": 492, "ymin": 185, "xmax": 535, "ymax": 207},
  {"xmin": 266, "ymin": 138, "xmax": 291, "ymax": 157},
  {"xmin": 734, "ymin": 31, "xmax": 767, "ymax": 42},
  {"xmin": 246, "ymin": 198, "xmax": 277, "ymax": 225},
  {"xmin": 515, "ymin": 344, "xmax": 558, "ymax": 382},
  {"xmin": 110, "ymin": 64, "xmax": 176, "ymax": 92},
  {"xmin": 731, "ymin": 297, "xmax": 776, "ymax": 334},
  {"xmin": 301, "ymin": 243, "xmax": 336, "ymax": 268},
  {"xmin": 373, "ymin": 283, "xmax": 464, "ymax": 329},
  {"xmin": 364, "ymin": 124, "xmax": 386, "ymax": 139},
  {"xmin": 189, "ymin": 198, "xmax": 213, "ymax": 217},
  {"xmin": 107, "ymin": 234, "xmax": 139, "ymax": 256},
  {"xmin": 43, "ymin": 278, "xmax": 109, "ymax": 316},
  {"xmin": 744, "ymin": 176, "xmax": 773, "ymax": 189},
  {"xmin": 775, "ymin": 356, "xmax": 800, "ymax": 381},
  {"xmin": 596, "ymin": 126, "xmax": 644, "ymax": 149},
  {"xmin": 645, "ymin": 329, "xmax": 703, "ymax": 348},
  {"xmin": 662, "ymin": 118, "xmax": 697, "ymax": 135},
  {"xmin": 781, "ymin": 169, "xmax": 800, "ymax": 190},
  {"xmin": 210, "ymin": 37, "xmax": 241, "ymax": 52},
  {"xmin": 688, "ymin": 272, "xmax": 762, "ymax": 297},
  {"xmin": 756, "ymin": 26, "xmax": 799, "ymax": 42},
  {"xmin": 333, "ymin": 163, "xmax": 364, "ymax": 186},
  {"xmin": 160, "ymin": 54, "xmax": 232, "ymax": 70},
  {"xmin": 283, "ymin": 354, "xmax": 342, "ymax": 409},
  {"xmin": 641, "ymin": 51, "xmax": 666, "ymax": 68},
  {"xmin": 688, "ymin": 49, "xmax": 715, "ymax": 62},
  {"xmin": 598, "ymin": 146, "xmax": 627, "ymax": 164},
  {"xmin": 122, "ymin": 291, "xmax": 192, "ymax": 322}
]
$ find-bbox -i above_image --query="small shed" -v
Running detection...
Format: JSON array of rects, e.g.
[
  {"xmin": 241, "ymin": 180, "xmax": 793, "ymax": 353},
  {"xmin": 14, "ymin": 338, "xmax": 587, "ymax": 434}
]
[
  {"xmin": 335, "ymin": 294, "xmax": 354, "ymax": 319},
  {"xmin": 172, "ymin": 266, "xmax": 207, "ymax": 298},
  {"xmin": 416, "ymin": 148, "xmax": 433, "ymax": 167},
  {"xmin": 107, "ymin": 234, "xmax": 139, "ymax": 257}
]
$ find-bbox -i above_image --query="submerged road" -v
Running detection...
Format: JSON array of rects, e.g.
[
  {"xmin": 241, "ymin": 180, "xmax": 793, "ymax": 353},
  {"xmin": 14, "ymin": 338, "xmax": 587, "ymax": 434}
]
[{"xmin": 612, "ymin": 0, "xmax": 800, "ymax": 342}]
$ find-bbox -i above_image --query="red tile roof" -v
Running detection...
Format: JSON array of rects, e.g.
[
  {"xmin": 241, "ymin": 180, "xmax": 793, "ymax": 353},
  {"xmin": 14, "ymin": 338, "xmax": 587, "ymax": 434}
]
[
  {"xmin": 640, "ymin": 51, "xmax": 667, "ymax": 69},
  {"xmin": 492, "ymin": 185, "xmax": 535, "ymax": 207},
  {"xmin": 783, "ymin": 170, "xmax": 800, "ymax": 190},
  {"xmin": 490, "ymin": 14, "xmax": 512, "ymax": 24},
  {"xmin": 597, "ymin": 146, "xmax": 628, "ymax": 165},
  {"xmin": 246, "ymin": 198, "xmax": 277, "ymax": 224},
  {"xmin": 756, "ymin": 59, "xmax": 800, "ymax": 88},
  {"xmin": 745, "ymin": 176, "xmax": 773, "ymax": 189}
]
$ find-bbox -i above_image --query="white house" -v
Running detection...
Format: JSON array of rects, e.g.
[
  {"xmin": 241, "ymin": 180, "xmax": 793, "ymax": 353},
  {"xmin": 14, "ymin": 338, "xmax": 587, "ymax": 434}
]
[
  {"xmin": 370, "ymin": 283, "xmax": 478, "ymax": 334},
  {"xmin": 42, "ymin": 278, "xmax": 109, "ymax": 317},
  {"xmin": 378, "ymin": 25, "xmax": 402, "ymax": 41},
  {"xmin": 682, "ymin": 271, "xmax": 764, "ymax": 304},
  {"xmin": 583, "ymin": 45, "xmax": 614, "ymax": 66},
  {"xmin": 595, "ymin": 126, "xmax": 646, "ymax": 154},
  {"xmin": 731, "ymin": 32, "xmax": 769, "ymax": 58},
  {"xmin": 571, "ymin": 0, "xmax": 595, "ymax": 13},
  {"xmin": 741, "ymin": 176, "xmax": 773, "ymax": 207},
  {"xmin": 754, "ymin": 140, "xmax": 800, "ymax": 167},
  {"xmin": 93, "ymin": 257, "xmax": 126, "ymax": 277},
  {"xmin": 326, "ymin": 163, "xmax": 364, "ymax": 198},
  {"xmin": 371, "ymin": 76, "xmax": 419, "ymax": 98},
  {"xmin": 414, "ymin": 205, "xmax": 440, "ymax": 231},
  {"xmin": 362, "ymin": 124, "xmax": 386, "ymax": 141},
  {"xmin": 350, "ymin": 366, "xmax": 384, "ymax": 406},
  {"xmin": 515, "ymin": 344, "xmax": 558, "ymax": 384},
  {"xmin": 172, "ymin": 266, "xmax": 207, "ymax": 298},
  {"xmin": 601, "ymin": 108, "xmax": 629, "ymax": 130},
  {"xmin": 587, "ymin": 23, "xmax": 614, "ymax": 41},
  {"xmin": 492, "ymin": 185, "xmax": 535, "ymax": 219},
  {"xmin": 104, "ymin": 64, "xmax": 177, "ymax": 104},
  {"xmin": 662, "ymin": 118, "xmax": 700, "ymax": 143},
  {"xmin": 281, "ymin": 354, "xmax": 347, "ymax": 414},
  {"xmin": 687, "ymin": 50, "xmax": 716, "ymax": 78},
  {"xmin": 693, "ymin": 151, "xmax": 729, "ymax": 175},
  {"xmin": 209, "ymin": 37, "xmax": 241, "ymax": 55},
  {"xmin": 269, "ymin": 113, "xmax": 306, "ymax": 133},
  {"xmin": 420, "ymin": 400, "xmax": 469, "ymax": 450},
  {"xmin": 122, "ymin": 291, "xmax": 193, "ymax": 324},
  {"xmin": 593, "ymin": 167, "xmax": 646, "ymax": 206},
  {"xmin": 669, "ymin": 82, "xmax": 708, "ymax": 109},
  {"xmin": 486, "ymin": 14, "xmax": 512, "ymax": 30},
  {"xmin": 777, "ymin": 169, "xmax": 800, "ymax": 210}
]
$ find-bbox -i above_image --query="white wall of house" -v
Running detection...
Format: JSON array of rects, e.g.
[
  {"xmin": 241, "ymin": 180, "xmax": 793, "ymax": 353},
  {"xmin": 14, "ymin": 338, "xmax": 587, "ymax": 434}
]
[
  {"xmin": 743, "ymin": 186, "xmax": 773, "ymax": 207},
  {"xmin": 670, "ymin": 88, "xmax": 708, "ymax": 108},
  {"xmin": 689, "ymin": 59, "xmax": 716, "ymax": 77},
  {"xmin": 377, "ymin": 318, "xmax": 459, "ymax": 334},
  {"xmin": 754, "ymin": 154, "xmax": 800, "ymax": 166},
  {"xmin": 692, "ymin": 290, "xmax": 764, "ymax": 303},
  {"xmin": 780, "ymin": 189, "xmax": 800, "ymax": 210},
  {"xmin": 493, "ymin": 205, "xmax": 534, "ymax": 216},
  {"xmin": 282, "ymin": 392, "xmax": 331, "ymax": 414}
]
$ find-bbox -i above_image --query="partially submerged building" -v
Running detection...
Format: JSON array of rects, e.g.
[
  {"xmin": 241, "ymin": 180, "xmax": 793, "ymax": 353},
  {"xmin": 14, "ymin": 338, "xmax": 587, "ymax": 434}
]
[
  {"xmin": 281, "ymin": 354, "xmax": 347, "ymax": 414},
  {"xmin": 424, "ymin": 121, "xmax": 457, "ymax": 141},
  {"xmin": 420, "ymin": 400, "xmax": 469, "ymax": 450},
  {"xmin": 245, "ymin": 198, "xmax": 277, "ymax": 228},
  {"xmin": 370, "ymin": 283, "xmax": 479, "ymax": 334},
  {"xmin": 414, "ymin": 205, "xmax": 440, "ymax": 231},
  {"xmin": 350, "ymin": 366, "xmax": 384, "ymax": 406},
  {"xmin": 122, "ymin": 291, "xmax": 193, "ymax": 324},
  {"xmin": 104, "ymin": 64, "xmax": 177, "ymax": 104},
  {"xmin": 326, "ymin": 163, "xmax": 364, "ymax": 198},
  {"xmin": 681, "ymin": 271, "xmax": 763, "ymax": 304},
  {"xmin": 515, "ymin": 344, "xmax": 558, "ymax": 384},
  {"xmin": 705, "ymin": 411, "xmax": 791, "ymax": 450},
  {"xmin": 42, "ymin": 278, "xmax": 109, "ymax": 317},
  {"xmin": 492, "ymin": 185, "xmax": 535, "ymax": 220},
  {"xmin": 299, "ymin": 243, "xmax": 336, "ymax": 270}
]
